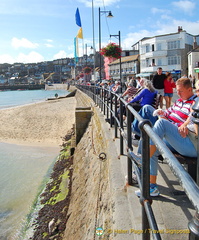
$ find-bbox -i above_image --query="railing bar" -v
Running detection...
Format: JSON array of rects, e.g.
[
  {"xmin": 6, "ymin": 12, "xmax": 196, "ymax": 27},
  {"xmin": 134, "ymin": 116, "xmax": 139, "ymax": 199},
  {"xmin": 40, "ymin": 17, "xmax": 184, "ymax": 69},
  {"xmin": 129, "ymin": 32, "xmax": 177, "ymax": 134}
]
[{"xmin": 144, "ymin": 201, "xmax": 162, "ymax": 240}]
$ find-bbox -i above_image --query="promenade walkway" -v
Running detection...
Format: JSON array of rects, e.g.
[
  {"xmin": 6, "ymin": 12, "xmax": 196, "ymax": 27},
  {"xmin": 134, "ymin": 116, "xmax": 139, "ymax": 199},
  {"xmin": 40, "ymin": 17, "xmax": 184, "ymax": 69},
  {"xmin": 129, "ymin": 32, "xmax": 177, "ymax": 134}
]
[
  {"xmin": 76, "ymin": 84, "xmax": 198, "ymax": 240},
  {"xmin": 106, "ymin": 117, "xmax": 195, "ymax": 240}
]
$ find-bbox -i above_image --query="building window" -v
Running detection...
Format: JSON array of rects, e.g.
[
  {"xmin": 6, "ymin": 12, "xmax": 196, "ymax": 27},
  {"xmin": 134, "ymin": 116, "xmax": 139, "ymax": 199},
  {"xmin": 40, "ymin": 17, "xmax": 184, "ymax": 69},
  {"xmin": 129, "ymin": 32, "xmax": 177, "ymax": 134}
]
[
  {"xmin": 146, "ymin": 45, "xmax": 150, "ymax": 53},
  {"xmin": 157, "ymin": 43, "xmax": 161, "ymax": 51},
  {"xmin": 168, "ymin": 40, "xmax": 180, "ymax": 50},
  {"xmin": 146, "ymin": 58, "xmax": 149, "ymax": 67},
  {"xmin": 152, "ymin": 44, "xmax": 155, "ymax": 51},
  {"xmin": 168, "ymin": 56, "xmax": 181, "ymax": 65},
  {"xmin": 157, "ymin": 58, "xmax": 162, "ymax": 66}
]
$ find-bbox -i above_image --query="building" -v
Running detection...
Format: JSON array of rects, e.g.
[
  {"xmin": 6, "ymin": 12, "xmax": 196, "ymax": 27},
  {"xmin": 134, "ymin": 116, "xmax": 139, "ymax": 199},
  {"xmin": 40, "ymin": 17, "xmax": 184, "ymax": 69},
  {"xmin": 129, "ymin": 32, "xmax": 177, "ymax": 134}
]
[
  {"xmin": 188, "ymin": 45, "xmax": 199, "ymax": 81},
  {"xmin": 109, "ymin": 54, "xmax": 139, "ymax": 82},
  {"xmin": 108, "ymin": 27, "xmax": 199, "ymax": 82},
  {"xmin": 139, "ymin": 27, "xmax": 199, "ymax": 80}
]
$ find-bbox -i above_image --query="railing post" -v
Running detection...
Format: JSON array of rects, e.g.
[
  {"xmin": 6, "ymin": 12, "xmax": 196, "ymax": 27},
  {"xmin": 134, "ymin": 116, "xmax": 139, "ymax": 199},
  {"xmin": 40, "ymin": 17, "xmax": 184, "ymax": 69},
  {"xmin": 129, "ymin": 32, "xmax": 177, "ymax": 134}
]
[
  {"xmin": 119, "ymin": 98, "xmax": 124, "ymax": 155},
  {"xmin": 110, "ymin": 92, "xmax": 113, "ymax": 127},
  {"xmin": 189, "ymin": 212, "xmax": 199, "ymax": 239},
  {"xmin": 106, "ymin": 90, "xmax": 109, "ymax": 120},
  {"xmin": 100, "ymin": 88, "xmax": 103, "ymax": 112},
  {"xmin": 139, "ymin": 119, "xmax": 152, "ymax": 240},
  {"xmin": 103, "ymin": 88, "xmax": 106, "ymax": 115},
  {"xmin": 114, "ymin": 95, "xmax": 118, "ymax": 138},
  {"xmin": 127, "ymin": 107, "xmax": 133, "ymax": 185}
]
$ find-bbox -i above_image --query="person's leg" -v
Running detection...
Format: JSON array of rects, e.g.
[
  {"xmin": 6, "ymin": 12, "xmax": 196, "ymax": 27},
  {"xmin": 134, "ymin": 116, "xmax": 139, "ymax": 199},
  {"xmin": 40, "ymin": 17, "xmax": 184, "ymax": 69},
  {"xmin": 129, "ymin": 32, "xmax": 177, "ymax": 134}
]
[
  {"xmin": 136, "ymin": 118, "xmax": 197, "ymax": 197},
  {"xmin": 168, "ymin": 96, "xmax": 172, "ymax": 108},
  {"xmin": 132, "ymin": 105, "xmax": 158, "ymax": 136},
  {"xmin": 152, "ymin": 119, "xmax": 197, "ymax": 157},
  {"xmin": 159, "ymin": 95, "xmax": 163, "ymax": 108},
  {"xmin": 164, "ymin": 95, "xmax": 169, "ymax": 109}
]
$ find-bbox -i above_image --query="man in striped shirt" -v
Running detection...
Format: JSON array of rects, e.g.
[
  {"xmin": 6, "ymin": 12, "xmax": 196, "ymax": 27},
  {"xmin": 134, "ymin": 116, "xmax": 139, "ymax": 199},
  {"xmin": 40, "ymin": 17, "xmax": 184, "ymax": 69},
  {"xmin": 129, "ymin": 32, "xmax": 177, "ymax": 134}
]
[{"xmin": 134, "ymin": 78, "xmax": 197, "ymax": 197}]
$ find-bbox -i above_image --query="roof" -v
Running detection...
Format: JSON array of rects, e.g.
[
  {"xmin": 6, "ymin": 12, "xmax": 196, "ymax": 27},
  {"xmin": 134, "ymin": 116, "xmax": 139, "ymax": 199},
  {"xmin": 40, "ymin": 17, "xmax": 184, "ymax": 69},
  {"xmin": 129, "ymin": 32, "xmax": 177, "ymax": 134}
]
[{"xmin": 109, "ymin": 54, "xmax": 139, "ymax": 65}]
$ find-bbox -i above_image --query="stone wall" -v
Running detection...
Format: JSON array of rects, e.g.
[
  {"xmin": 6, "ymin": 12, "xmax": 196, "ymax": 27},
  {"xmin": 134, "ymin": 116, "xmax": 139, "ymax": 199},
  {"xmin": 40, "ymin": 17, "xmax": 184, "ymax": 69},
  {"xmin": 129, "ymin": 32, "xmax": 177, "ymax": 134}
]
[{"xmin": 63, "ymin": 89, "xmax": 114, "ymax": 239}]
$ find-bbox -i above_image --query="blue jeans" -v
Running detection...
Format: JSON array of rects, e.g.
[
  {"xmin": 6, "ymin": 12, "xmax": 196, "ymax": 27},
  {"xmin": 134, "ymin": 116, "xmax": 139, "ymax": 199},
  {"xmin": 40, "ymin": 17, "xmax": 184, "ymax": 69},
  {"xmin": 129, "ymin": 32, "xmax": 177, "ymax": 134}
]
[
  {"xmin": 138, "ymin": 118, "xmax": 197, "ymax": 176},
  {"xmin": 132, "ymin": 105, "xmax": 158, "ymax": 136}
]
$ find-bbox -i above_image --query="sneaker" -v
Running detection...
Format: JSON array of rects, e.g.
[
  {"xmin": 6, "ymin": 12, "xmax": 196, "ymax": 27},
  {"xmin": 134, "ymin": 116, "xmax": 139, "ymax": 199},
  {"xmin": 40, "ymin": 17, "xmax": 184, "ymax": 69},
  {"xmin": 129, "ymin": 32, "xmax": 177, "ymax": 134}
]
[{"xmin": 135, "ymin": 184, "xmax": 160, "ymax": 197}]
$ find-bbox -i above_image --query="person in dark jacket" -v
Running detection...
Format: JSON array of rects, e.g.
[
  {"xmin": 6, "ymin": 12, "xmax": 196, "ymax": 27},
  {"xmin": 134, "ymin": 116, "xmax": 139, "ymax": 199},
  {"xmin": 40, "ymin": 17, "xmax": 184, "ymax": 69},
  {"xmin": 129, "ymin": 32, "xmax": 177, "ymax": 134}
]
[{"xmin": 152, "ymin": 67, "xmax": 166, "ymax": 108}]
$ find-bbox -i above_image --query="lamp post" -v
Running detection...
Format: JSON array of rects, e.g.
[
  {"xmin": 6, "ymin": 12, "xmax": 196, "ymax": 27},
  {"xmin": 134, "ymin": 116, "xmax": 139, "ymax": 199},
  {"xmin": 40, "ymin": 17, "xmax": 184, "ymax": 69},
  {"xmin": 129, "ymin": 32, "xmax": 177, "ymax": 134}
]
[
  {"xmin": 99, "ymin": 7, "xmax": 113, "ymax": 81},
  {"xmin": 110, "ymin": 31, "xmax": 122, "ymax": 82}
]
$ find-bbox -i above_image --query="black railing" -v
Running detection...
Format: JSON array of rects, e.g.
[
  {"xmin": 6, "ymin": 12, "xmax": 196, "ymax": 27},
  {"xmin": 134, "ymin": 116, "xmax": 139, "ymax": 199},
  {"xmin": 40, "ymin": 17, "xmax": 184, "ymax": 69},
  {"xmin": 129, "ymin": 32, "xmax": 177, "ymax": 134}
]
[{"xmin": 76, "ymin": 84, "xmax": 199, "ymax": 240}]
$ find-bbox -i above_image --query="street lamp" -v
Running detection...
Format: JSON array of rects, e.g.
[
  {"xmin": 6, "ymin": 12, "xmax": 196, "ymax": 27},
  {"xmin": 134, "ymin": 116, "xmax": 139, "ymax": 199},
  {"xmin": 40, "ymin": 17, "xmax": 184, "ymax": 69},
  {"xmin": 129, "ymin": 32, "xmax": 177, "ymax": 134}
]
[
  {"xmin": 110, "ymin": 31, "xmax": 122, "ymax": 82},
  {"xmin": 99, "ymin": 7, "xmax": 113, "ymax": 81}
]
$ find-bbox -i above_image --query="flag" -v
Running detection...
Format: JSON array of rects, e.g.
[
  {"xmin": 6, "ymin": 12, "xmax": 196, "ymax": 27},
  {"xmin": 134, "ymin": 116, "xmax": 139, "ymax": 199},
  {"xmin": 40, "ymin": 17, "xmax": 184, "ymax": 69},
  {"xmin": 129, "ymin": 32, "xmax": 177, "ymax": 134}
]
[
  {"xmin": 74, "ymin": 37, "xmax": 78, "ymax": 63},
  {"xmin": 75, "ymin": 8, "xmax": 82, "ymax": 27},
  {"xmin": 77, "ymin": 27, "xmax": 83, "ymax": 39},
  {"xmin": 75, "ymin": 8, "xmax": 83, "ymax": 39}
]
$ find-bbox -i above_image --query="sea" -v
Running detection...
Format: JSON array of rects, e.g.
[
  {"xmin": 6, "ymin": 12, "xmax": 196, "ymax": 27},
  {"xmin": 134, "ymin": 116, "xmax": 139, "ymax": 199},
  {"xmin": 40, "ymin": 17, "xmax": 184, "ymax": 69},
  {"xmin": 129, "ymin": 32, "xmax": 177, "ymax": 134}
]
[{"xmin": 0, "ymin": 89, "xmax": 69, "ymax": 239}]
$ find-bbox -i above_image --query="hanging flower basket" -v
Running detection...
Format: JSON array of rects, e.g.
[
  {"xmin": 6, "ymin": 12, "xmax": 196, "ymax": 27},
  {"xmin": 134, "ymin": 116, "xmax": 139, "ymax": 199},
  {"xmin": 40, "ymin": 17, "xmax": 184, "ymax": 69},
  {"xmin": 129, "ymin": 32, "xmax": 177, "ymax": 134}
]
[
  {"xmin": 83, "ymin": 66, "xmax": 92, "ymax": 74},
  {"xmin": 100, "ymin": 42, "xmax": 122, "ymax": 59}
]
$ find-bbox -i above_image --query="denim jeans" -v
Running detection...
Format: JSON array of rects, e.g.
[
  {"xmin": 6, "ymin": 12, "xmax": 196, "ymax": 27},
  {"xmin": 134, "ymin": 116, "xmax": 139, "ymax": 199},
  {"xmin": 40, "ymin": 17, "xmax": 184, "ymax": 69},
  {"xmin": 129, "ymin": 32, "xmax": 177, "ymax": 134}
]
[
  {"xmin": 132, "ymin": 105, "xmax": 158, "ymax": 136},
  {"xmin": 138, "ymin": 118, "xmax": 197, "ymax": 176}
]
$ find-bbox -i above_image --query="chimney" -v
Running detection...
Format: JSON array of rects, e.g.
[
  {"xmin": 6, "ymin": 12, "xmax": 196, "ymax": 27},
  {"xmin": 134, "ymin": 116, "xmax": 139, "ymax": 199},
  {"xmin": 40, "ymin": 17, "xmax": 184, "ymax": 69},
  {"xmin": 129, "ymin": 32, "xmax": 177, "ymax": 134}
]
[{"xmin": 178, "ymin": 26, "xmax": 183, "ymax": 32}]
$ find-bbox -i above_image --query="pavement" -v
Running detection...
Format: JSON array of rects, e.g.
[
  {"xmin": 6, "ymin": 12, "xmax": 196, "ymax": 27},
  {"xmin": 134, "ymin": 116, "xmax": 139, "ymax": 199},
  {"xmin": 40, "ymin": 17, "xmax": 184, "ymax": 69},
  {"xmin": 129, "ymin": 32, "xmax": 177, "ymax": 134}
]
[{"xmin": 100, "ymin": 90, "xmax": 197, "ymax": 240}]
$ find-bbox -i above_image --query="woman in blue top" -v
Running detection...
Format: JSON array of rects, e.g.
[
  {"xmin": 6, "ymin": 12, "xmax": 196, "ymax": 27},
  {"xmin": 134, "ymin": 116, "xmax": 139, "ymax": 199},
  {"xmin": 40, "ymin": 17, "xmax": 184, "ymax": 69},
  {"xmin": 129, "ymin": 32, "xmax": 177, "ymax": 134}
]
[{"xmin": 128, "ymin": 79, "xmax": 157, "ymax": 112}]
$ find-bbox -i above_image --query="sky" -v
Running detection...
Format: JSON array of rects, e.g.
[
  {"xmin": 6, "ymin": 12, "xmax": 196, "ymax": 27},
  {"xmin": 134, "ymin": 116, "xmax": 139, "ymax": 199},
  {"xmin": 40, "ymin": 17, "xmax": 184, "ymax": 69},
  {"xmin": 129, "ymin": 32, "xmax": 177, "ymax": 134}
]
[{"xmin": 0, "ymin": 0, "xmax": 199, "ymax": 64}]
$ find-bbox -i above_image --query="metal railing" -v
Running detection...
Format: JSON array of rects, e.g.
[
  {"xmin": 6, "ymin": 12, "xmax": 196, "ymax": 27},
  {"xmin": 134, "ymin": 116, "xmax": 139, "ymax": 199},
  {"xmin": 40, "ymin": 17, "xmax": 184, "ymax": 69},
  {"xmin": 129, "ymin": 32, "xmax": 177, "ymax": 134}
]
[{"xmin": 76, "ymin": 84, "xmax": 199, "ymax": 240}]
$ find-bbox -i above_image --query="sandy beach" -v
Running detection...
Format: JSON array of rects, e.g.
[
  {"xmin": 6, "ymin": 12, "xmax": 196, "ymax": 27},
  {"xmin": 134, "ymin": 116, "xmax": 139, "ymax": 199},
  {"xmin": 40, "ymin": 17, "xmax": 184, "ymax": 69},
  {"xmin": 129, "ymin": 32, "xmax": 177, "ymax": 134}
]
[{"xmin": 0, "ymin": 97, "xmax": 76, "ymax": 146}]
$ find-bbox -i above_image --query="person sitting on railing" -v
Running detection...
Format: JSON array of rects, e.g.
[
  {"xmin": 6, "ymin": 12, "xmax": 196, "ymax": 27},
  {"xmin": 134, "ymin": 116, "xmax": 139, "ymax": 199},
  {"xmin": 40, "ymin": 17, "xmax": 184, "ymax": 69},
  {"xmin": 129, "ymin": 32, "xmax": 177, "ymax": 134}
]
[
  {"xmin": 127, "ymin": 79, "xmax": 157, "ymax": 113},
  {"xmin": 121, "ymin": 82, "xmax": 138, "ymax": 102},
  {"xmin": 118, "ymin": 79, "xmax": 145, "ymax": 120},
  {"xmin": 112, "ymin": 81, "xmax": 122, "ymax": 94},
  {"xmin": 134, "ymin": 78, "xmax": 197, "ymax": 197}
]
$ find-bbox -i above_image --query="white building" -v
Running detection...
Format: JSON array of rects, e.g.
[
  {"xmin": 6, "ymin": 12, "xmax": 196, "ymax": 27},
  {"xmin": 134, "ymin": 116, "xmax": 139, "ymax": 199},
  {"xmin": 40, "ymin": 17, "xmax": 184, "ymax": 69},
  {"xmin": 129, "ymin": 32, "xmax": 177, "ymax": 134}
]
[
  {"xmin": 138, "ymin": 27, "xmax": 199, "ymax": 79},
  {"xmin": 188, "ymin": 46, "xmax": 199, "ymax": 81}
]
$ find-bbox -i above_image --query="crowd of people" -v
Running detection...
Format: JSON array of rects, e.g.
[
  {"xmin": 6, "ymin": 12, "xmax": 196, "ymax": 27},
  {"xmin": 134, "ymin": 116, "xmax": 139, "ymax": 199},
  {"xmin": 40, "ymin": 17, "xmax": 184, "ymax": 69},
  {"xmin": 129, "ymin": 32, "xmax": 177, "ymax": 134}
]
[
  {"xmin": 80, "ymin": 68, "xmax": 198, "ymax": 197},
  {"xmin": 92, "ymin": 68, "xmax": 198, "ymax": 198}
]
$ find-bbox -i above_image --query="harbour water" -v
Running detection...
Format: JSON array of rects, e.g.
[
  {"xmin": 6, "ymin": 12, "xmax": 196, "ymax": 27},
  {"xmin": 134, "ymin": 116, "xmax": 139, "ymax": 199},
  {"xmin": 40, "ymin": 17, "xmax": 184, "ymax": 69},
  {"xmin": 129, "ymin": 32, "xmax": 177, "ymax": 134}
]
[
  {"xmin": 0, "ymin": 89, "xmax": 69, "ymax": 239},
  {"xmin": 0, "ymin": 89, "xmax": 69, "ymax": 109}
]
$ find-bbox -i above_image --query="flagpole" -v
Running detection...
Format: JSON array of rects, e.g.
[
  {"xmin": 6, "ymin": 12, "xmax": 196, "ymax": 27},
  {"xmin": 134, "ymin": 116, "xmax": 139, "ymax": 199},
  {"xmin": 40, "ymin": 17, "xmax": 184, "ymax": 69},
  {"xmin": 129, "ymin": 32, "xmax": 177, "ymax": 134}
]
[{"xmin": 92, "ymin": 0, "xmax": 96, "ymax": 82}]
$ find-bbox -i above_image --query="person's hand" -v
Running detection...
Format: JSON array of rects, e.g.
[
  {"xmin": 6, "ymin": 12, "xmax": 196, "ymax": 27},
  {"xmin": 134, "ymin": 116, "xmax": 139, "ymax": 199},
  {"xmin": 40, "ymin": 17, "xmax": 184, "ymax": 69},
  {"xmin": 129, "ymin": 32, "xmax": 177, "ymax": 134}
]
[
  {"xmin": 153, "ymin": 109, "xmax": 165, "ymax": 117},
  {"xmin": 178, "ymin": 124, "xmax": 188, "ymax": 138}
]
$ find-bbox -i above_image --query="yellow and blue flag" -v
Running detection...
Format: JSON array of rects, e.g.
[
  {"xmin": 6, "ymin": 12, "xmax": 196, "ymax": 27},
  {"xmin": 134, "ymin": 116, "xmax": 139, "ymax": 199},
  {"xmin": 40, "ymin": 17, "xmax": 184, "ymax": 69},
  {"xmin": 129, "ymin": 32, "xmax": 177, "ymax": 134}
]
[{"xmin": 75, "ymin": 8, "xmax": 83, "ymax": 39}]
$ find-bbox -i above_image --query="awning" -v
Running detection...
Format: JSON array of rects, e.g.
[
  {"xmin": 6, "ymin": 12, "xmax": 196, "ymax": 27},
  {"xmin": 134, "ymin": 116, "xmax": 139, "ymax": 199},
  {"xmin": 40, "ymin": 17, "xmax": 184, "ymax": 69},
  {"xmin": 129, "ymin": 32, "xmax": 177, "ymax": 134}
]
[{"xmin": 136, "ymin": 72, "xmax": 153, "ymax": 77}]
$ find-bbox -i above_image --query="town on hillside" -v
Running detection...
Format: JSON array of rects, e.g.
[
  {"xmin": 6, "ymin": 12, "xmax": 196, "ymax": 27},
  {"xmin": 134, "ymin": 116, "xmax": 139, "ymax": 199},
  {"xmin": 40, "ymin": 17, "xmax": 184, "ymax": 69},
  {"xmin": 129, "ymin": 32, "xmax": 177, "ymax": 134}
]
[{"xmin": 0, "ymin": 27, "xmax": 199, "ymax": 89}]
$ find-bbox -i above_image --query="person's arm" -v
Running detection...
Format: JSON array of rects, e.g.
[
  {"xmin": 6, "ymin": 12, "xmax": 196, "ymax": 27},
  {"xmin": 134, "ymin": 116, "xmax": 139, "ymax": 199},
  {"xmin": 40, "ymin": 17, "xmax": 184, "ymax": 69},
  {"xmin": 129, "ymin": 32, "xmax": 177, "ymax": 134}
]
[
  {"xmin": 178, "ymin": 101, "xmax": 196, "ymax": 137},
  {"xmin": 129, "ymin": 89, "xmax": 145, "ymax": 103}
]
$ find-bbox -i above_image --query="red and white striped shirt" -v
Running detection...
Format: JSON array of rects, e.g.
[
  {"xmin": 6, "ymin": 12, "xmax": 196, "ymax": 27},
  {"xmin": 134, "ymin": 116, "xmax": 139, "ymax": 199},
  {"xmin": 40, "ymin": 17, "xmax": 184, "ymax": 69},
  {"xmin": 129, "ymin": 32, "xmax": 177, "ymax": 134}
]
[{"xmin": 164, "ymin": 95, "xmax": 197, "ymax": 126}]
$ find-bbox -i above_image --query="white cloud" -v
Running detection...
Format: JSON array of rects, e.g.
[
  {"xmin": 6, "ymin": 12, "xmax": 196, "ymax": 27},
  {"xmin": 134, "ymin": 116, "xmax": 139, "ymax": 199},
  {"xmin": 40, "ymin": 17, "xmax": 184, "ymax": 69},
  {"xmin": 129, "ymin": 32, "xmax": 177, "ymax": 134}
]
[
  {"xmin": 0, "ymin": 54, "xmax": 15, "ymax": 64},
  {"xmin": 53, "ymin": 50, "xmax": 67, "ymax": 60},
  {"xmin": 151, "ymin": 7, "xmax": 165, "ymax": 14},
  {"xmin": 78, "ymin": 0, "xmax": 120, "ymax": 7},
  {"xmin": 11, "ymin": 37, "xmax": 39, "ymax": 49},
  {"xmin": 0, "ymin": 51, "xmax": 44, "ymax": 64},
  {"xmin": 122, "ymin": 30, "xmax": 153, "ymax": 49},
  {"xmin": 45, "ymin": 44, "xmax": 53, "ymax": 48},
  {"xmin": 17, "ymin": 51, "xmax": 44, "ymax": 63},
  {"xmin": 172, "ymin": 1, "xmax": 195, "ymax": 14}
]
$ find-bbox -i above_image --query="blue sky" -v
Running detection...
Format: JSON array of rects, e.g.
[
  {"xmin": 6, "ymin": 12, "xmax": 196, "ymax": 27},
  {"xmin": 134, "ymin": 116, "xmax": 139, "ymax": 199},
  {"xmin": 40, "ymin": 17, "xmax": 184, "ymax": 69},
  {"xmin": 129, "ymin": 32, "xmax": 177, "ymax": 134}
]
[{"xmin": 0, "ymin": 0, "xmax": 198, "ymax": 64}]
